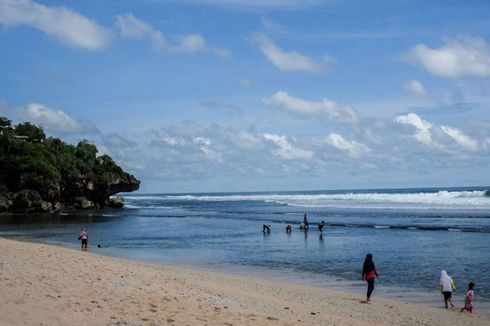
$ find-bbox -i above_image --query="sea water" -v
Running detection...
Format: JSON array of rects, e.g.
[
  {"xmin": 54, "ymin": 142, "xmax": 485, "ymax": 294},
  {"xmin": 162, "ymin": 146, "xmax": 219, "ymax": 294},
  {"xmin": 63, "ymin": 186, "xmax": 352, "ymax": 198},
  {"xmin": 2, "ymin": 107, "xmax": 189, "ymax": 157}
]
[{"xmin": 1, "ymin": 187, "xmax": 489, "ymax": 312}]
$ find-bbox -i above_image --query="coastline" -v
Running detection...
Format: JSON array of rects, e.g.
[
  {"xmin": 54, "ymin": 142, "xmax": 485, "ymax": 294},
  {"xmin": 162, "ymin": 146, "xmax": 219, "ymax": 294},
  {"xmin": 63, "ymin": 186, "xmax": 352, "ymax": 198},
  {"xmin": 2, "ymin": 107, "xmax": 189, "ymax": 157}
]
[{"xmin": 1, "ymin": 237, "xmax": 489, "ymax": 326}]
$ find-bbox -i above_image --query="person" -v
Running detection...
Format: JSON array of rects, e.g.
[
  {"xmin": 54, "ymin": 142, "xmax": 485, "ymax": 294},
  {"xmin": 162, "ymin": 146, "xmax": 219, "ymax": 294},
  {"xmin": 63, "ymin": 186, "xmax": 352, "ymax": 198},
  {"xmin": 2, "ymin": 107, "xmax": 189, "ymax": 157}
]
[
  {"xmin": 318, "ymin": 220, "xmax": 325, "ymax": 232},
  {"xmin": 286, "ymin": 224, "xmax": 292, "ymax": 233},
  {"xmin": 362, "ymin": 253, "xmax": 379, "ymax": 303},
  {"xmin": 303, "ymin": 213, "xmax": 309, "ymax": 229},
  {"xmin": 440, "ymin": 270, "xmax": 456, "ymax": 309},
  {"xmin": 263, "ymin": 224, "xmax": 271, "ymax": 234},
  {"xmin": 460, "ymin": 282, "xmax": 475, "ymax": 313},
  {"xmin": 78, "ymin": 227, "xmax": 88, "ymax": 251}
]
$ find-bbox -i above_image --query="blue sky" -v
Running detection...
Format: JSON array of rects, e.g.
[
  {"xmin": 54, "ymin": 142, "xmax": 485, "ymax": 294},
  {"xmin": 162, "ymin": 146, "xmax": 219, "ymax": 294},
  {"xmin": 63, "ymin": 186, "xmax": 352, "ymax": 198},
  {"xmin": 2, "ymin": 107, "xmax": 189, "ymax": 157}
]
[{"xmin": 1, "ymin": 0, "xmax": 490, "ymax": 192}]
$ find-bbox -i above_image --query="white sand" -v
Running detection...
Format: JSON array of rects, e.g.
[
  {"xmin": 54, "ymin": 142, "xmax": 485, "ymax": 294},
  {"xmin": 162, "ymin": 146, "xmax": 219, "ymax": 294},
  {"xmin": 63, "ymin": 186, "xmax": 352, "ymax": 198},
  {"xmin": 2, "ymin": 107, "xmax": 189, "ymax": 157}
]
[{"xmin": 0, "ymin": 237, "xmax": 488, "ymax": 325}]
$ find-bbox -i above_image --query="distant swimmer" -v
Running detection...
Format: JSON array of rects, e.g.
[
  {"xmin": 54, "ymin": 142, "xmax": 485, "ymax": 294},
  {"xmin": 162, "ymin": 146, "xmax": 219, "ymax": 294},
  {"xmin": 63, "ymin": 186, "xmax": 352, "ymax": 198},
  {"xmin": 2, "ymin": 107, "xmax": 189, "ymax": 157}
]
[
  {"xmin": 319, "ymin": 221, "xmax": 325, "ymax": 232},
  {"xmin": 263, "ymin": 224, "xmax": 271, "ymax": 233},
  {"xmin": 303, "ymin": 213, "xmax": 309, "ymax": 229},
  {"xmin": 286, "ymin": 224, "xmax": 292, "ymax": 233}
]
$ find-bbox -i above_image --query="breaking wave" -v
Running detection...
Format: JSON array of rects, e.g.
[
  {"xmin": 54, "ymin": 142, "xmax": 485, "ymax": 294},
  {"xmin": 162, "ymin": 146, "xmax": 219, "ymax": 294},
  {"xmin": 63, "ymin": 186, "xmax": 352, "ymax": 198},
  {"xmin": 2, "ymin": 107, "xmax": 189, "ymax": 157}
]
[{"xmin": 124, "ymin": 189, "xmax": 490, "ymax": 210}]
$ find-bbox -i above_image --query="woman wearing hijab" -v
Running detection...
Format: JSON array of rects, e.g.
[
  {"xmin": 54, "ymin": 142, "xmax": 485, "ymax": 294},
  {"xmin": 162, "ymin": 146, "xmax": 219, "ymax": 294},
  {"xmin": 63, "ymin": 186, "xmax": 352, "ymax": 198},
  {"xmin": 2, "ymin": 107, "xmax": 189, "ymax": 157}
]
[
  {"xmin": 362, "ymin": 253, "xmax": 379, "ymax": 303},
  {"xmin": 440, "ymin": 270, "xmax": 456, "ymax": 309}
]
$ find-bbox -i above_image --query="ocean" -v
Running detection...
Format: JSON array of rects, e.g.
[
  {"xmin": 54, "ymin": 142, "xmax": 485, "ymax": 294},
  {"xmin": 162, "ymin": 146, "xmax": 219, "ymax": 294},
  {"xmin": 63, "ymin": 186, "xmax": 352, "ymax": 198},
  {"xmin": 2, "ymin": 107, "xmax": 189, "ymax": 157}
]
[{"xmin": 1, "ymin": 186, "xmax": 489, "ymax": 311}]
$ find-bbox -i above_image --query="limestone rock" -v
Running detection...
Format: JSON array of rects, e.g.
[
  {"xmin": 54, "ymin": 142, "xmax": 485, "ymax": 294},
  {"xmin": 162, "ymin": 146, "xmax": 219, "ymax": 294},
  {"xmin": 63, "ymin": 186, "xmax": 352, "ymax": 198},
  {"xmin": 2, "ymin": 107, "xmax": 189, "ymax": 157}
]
[
  {"xmin": 11, "ymin": 189, "xmax": 44, "ymax": 213},
  {"xmin": 73, "ymin": 197, "xmax": 96, "ymax": 210},
  {"xmin": 109, "ymin": 196, "xmax": 124, "ymax": 208},
  {"xmin": 0, "ymin": 195, "xmax": 10, "ymax": 212}
]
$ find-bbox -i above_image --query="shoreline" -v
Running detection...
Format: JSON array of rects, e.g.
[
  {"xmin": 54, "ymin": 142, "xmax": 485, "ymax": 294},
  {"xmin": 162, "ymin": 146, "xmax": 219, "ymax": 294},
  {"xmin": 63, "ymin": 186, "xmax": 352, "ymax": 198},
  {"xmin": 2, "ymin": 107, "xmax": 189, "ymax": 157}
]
[
  {"xmin": 1, "ymin": 237, "xmax": 489, "ymax": 325},
  {"xmin": 100, "ymin": 249, "xmax": 490, "ymax": 315}
]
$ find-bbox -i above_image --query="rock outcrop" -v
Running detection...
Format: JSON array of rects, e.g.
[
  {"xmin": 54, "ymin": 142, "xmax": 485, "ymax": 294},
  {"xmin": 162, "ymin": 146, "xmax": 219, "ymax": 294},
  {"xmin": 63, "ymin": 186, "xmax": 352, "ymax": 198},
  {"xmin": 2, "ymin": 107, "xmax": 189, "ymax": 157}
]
[{"xmin": 0, "ymin": 117, "xmax": 140, "ymax": 214}]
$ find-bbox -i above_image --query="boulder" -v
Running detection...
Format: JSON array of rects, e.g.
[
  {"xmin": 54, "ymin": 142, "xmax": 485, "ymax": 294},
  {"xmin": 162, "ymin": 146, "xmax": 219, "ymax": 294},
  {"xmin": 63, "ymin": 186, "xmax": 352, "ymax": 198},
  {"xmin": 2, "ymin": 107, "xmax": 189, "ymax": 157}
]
[
  {"xmin": 109, "ymin": 196, "xmax": 124, "ymax": 208},
  {"xmin": 40, "ymin": 201, "xmax": 52, "ymax": 212},
  {"xmin": 53, "ymin": 202, "xmax": 63, "ymax": 212},
  {"xmin": 41, "ymin": 182, "xmax": 61, "ymax": 202},
  {"xmin": 0, "ymin": 195, "xmax": 10, "ymax": 212},
  {"xmin": 11, "ymin": 189, "xmax": 44, "ymax": 213},
  {"xmin": 73, "ymin": 196, "xmax": 96, "ymax": 210}
]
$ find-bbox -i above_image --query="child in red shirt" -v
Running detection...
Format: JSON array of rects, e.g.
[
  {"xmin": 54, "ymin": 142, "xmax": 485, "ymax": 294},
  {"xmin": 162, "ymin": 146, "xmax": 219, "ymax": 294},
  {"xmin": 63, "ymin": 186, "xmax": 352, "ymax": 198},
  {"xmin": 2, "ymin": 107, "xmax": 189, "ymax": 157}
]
[{"xmin": 460, "ymin": 282, "xmax": 475, "ymax": 313}]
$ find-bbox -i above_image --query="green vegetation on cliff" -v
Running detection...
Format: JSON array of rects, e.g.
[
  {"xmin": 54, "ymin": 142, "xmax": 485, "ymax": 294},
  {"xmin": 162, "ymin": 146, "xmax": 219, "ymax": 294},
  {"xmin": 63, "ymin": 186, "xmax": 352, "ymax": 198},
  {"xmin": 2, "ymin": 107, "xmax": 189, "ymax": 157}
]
[{"xmin": 0, "ymin": 117, "xmax": 140, "ymax": 212}]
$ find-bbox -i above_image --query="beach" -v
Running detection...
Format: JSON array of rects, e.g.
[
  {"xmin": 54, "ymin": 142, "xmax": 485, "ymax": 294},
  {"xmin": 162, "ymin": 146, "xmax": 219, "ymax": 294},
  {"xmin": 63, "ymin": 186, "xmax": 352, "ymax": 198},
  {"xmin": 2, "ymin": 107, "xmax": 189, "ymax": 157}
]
[{"xmin": 1, "ymin": 238, "xmax": 488, "ymax": 326}]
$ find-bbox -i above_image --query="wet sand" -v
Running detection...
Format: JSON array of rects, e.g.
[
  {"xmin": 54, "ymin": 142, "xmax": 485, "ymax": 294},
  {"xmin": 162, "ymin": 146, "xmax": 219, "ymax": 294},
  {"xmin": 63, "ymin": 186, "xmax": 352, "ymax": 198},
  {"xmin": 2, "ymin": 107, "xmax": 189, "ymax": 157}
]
[{"xmin": 0, "ymin": 237, "xmax": 488, "ymax": 325}]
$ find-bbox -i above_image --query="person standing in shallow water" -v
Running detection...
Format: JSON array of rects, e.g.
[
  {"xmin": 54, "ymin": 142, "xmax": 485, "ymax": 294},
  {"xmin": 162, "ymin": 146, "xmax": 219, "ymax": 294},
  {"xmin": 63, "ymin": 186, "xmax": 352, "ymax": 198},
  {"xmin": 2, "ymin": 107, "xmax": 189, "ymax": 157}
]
[
  {"xmin": 303, "ymin": 213, "xmax": 309, "ymax": 229},
  {"xmin": 78, "ymin": 227, "xmax": 88, "ymax": 251},
  {"xmin": 362, "ymin": 253, "xmax": 379, "ymax": 303}
]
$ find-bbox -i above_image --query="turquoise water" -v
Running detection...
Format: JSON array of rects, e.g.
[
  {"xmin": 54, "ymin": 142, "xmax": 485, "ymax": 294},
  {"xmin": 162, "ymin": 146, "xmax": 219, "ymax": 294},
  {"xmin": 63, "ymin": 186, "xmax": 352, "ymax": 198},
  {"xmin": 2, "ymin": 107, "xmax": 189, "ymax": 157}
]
[{"xmin": 1, "ymin": 186, "xmax": 489, "ymax": 311}]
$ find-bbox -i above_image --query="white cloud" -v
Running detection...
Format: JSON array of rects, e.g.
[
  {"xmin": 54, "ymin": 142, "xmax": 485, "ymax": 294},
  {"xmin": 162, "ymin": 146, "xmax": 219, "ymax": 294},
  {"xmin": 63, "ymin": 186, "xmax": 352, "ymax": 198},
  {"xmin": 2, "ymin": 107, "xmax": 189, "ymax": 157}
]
[
  {"xmin": 115, "ymin": 13, "xmax": 165, "ymax": 50},
  {"xmin": 175, "ymin": 34, "xmax": 206, "ymax": 52},
  {"xmin": 265, "ymin": 90, "xmax": 359, "ymax": 124},
  {"xmin": 255, "ymin": 34, "xmax": 328, "ymax": 73},
  {"xmin": 0, "ymin": 0, "xmax": 110, "ymax": 50},
  {"xmin": 440, "ymin": 125, "xmax": 478, "ymax": 151},
  {"xmin": 116, "ymin": 13, "xmax": 224, "ymax": 55},
  {"xmin": 326, "ymin": 133, "xmax": 370, "ymax": 158},
  {"xmin": 404, "ymin": 79, "xmax": 426, "ymax": 95},
  {"xmin": 262, "ymin": 133, "xmax": 313, "ymax": 160},
  {"xmin": 395, "ymin": 113, "xmax": 438, "ymax": 147},
  {"xmin": 408, "ymin": 37, "xmax": 490, "ymax": 78},
  {"xmin": 17, "ymin": 103, "xmax": 98, "ymax": 134}
]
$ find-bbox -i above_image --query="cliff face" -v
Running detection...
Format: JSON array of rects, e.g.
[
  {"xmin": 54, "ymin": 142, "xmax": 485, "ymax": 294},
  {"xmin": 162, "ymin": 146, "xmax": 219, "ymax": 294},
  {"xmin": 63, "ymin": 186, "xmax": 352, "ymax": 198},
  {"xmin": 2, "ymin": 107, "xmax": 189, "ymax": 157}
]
[{"xmin": 0, "ymin": 117, "xmax": 140, "ymax": 213}]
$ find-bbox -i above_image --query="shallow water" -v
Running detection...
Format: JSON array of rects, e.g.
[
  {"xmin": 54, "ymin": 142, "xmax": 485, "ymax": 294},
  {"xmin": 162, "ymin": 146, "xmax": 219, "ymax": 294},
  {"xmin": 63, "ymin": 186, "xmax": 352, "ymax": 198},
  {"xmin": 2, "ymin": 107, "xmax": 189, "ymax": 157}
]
[{"xmin": 1, "ymin": 187, "xmax": 489, "ymax": 312}]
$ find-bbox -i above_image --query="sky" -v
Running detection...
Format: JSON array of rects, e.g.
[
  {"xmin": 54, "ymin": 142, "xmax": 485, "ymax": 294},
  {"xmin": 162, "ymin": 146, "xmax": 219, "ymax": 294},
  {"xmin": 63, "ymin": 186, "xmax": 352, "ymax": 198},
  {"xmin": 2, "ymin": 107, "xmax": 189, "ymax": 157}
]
[{"xmin": 1, "ymin": 0, "xmax": 490, "ymax": 193}]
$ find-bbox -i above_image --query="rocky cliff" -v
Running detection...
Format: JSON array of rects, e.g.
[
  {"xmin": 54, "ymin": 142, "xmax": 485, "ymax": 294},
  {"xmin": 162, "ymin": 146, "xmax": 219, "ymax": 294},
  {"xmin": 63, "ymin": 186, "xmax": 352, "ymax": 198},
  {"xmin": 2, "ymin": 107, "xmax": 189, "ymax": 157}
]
[{"xmin": 0, "ymin": 117, "xmax": 140, "ymax": 213}]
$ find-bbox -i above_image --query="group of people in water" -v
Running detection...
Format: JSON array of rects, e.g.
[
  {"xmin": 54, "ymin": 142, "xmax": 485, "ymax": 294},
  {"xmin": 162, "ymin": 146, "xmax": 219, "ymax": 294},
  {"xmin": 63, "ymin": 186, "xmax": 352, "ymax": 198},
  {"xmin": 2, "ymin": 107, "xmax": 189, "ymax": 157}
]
[
  {"xmin": 263, "ymin": 213, "xmax": 325, "ymax": 234},
  {"xmin": 362, "ymin": 254, "xmax": 476, "ymax": 312}
]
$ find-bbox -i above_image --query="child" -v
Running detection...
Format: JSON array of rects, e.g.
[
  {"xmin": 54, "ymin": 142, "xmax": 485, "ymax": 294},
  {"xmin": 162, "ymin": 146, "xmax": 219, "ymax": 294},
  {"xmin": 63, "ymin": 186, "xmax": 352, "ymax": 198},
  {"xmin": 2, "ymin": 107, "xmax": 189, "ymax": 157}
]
[
  {"xmin": 460, "ymin": 282, "xmax": 475, "ymax": 313},
  {"xmin": 78, "ymin": 227, "xmax": 88, "ymax": 251},
  {"xmin": 440, "ymin": 270, "xmax": 455, "ymax": 309}
]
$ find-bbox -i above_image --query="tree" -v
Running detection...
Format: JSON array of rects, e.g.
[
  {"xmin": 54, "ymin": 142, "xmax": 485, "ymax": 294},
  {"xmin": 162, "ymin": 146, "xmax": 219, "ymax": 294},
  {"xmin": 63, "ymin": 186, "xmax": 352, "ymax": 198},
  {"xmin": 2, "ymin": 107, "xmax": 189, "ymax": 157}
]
[
  {"xmin": 75, "ymin": 140, "xmax": 98, "ymax": 175},
  {"xmin": 0, "ymin": 116, "xmax": 12, "ymax": 127},
  {"xmin": 15, "ymin": 122, "xmax": 46, "ymax": 141}
]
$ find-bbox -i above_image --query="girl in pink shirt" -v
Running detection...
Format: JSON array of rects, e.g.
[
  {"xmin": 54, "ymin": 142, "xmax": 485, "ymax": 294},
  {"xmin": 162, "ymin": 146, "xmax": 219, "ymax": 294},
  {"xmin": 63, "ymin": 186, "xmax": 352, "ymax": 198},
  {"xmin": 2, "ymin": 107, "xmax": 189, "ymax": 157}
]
[
  {"xmin": 461, "ymin": 282, "xmax": 475, "ymax": 313},
  {"xmin": 78, "ymin": 227, "xmax": 88, "ymax": 251}
]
